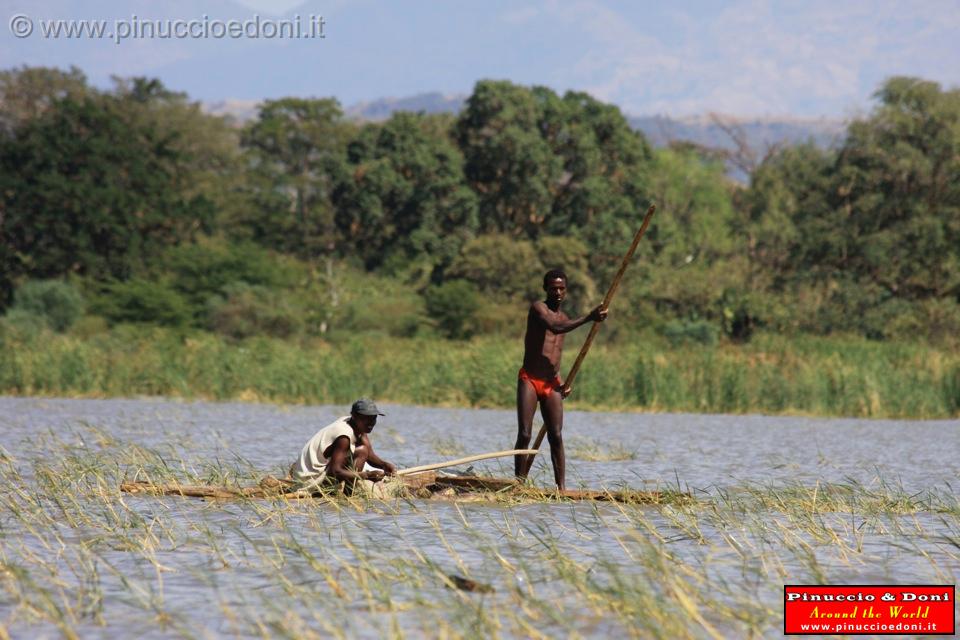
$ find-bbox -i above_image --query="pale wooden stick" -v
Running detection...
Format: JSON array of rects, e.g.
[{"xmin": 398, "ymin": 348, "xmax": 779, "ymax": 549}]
[{"xmin": 396, "ymin": 449, "xmax": 538, "ymax": 477}]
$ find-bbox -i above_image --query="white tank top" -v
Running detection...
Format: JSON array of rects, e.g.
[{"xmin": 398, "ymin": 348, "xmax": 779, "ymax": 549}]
[{"xmin": 292, "ymin": 417, "xmax": 358, "ymax": 481}]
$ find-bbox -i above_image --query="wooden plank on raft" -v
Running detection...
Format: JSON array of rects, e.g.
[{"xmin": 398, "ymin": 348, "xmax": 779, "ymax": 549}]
[
  {"xmin": 119, "ymin": 477, "xmax": 686, "ymax": 504},
  {"xmin": 120, "ymin": 480, "xmax": 278, "ymax": 499}
]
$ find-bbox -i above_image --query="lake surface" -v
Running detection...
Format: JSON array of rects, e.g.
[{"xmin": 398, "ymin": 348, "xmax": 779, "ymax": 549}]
[{"xmin": 1, "ymin": 397, "xmax": 957, "ymax": 638}]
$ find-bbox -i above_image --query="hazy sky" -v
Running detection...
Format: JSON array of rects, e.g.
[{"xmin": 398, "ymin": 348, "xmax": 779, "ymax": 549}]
[{"xmin": 3, "ymin": 0, "xmax": 957, "ymax": 117}]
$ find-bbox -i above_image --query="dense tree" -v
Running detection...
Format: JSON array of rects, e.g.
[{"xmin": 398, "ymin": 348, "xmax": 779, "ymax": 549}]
[
  {"xmin": 739, "ymin": 76, "xmax": 960, "ymax": 337},
  {"xmin": 0, "ymin": 66, "xmax": 89, "ymax": 137},
  {"xmin": 645, "ymin": 147, "xmax": 736, "ymax": 266},
  {"xmin": 834, "ymin": 77, "xmax": 960, "ymax": 301},
  {"xmin": 607, "ymin": 147, "xmax": 743, "ymax": 328},
  {"xmin": 3, "ymin": 64, "xmax": 957, "ymax": 343},
  {"xmin": 456, "ymin": 81, "xmax": 561, "ymax": 238},
  {"xmin": 0, "ymin": 92, "xmax": 212, "ymax": 300},
  {"xmin": 455, "ymin": 80, "xmax": 653, "ymax": 282},
  {"xmin": 111, "ymin": 77, "xmax": 247, "ymax": 231},
  {"xmin": 447, "ymin": 234, "xmax": 541, "ymax": 300},
  {"xmin": 543, "ymin": 90, "xmax": 652, "ymax": 235},
  {"xmin": 334, "ymin": 112, "xmax": 478, "ymax": 273},
  {"xmin": 737, "ymin": 143, "xmax": 834, "ymax": 281},
  {"xmin": 240, "ymin": 98, "xmax": 351, "ymax": 257},
  {"xmin": 159, "ymin": 237, "xmax": 299, "ymax": 322}
]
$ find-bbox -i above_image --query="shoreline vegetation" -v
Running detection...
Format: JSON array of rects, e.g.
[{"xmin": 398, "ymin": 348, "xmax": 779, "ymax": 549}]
[
  {"xmin": 2, "ymin": 327, "xmax": 957, "ymax": 419},
  {"xmin": 2, "ymin": 69, "xmax": 959, "ymax": 424}
]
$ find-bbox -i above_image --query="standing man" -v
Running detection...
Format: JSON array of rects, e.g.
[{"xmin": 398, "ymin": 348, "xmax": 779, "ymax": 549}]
[
  {"xmin": 515, "ymin": 269, "xmax": 607, "ymax": 489},
  {"xmin": 292, "ymin": 398, "xmax": 396, "ymax": 493}
]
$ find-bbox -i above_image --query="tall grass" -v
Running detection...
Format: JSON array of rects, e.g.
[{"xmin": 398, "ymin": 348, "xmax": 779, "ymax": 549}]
[{"xmin": 1, "ymin": 324, "xmax": 957, "ymax": 418}]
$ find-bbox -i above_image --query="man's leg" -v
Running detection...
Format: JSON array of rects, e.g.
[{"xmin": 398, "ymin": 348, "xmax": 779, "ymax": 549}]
[
  {"xmin": 540, "ymin": 391, "xmax": 565, "ymax": 490},
  {"xmin": 342, "ymin": 445, "xmax": 372, "ymax": 494},
  {"xmin": 353, "ymin": 444, "xmax": 370, "ymax": 472},
  {"xmin": 515, "ymin": 378, "xmax": 538, "ymax": 479}
]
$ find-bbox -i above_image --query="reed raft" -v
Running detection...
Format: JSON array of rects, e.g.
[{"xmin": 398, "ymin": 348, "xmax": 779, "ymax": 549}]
[{"xmin": 119, "ymin": 473, "xmax": 682, "ymax": 504}]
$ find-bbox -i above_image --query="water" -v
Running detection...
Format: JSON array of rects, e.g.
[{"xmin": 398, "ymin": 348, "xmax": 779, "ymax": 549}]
[
  {"xmin": 6, "ymin": 397, "xmax": 956, "ymax": 491},
  {"xmin": 1, "ymin": 397, "xmax": 957, "ymax": 638}
]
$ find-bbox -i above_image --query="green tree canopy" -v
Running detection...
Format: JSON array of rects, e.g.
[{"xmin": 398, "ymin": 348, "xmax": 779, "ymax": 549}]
[
  {"xmin": 833, "ymin": 76, "xmax": 960, "ymax": 301},
  {"xmin": 456, "ymin": 81, "xmax": 561, "ymax": 238},
  {"xmin": 0, "ymin": 65, "xmax": 90, "ymax": 137},
  {"xmin": 602, "ymin": 146, "xmax": 747, "ymax": 333},
  {"xmin": 542, "ymin": 91, "xmax": 652, "ymax": 237},
  {"xmin": 737, "ymin": 143, "xmax": 833, "ymax": 282},
  {"xmin": 447, "ymin": 234, "xmax": 541, "ymax": 300},
  {"xmin": 240, "ymin": 97, "xmax": 351, "ymax": 257},
  {"xmin": 0, "ymin": 91, "xmax": 212, "ymax": 299},
  {"xmin": 110, "ymin": 77, "xmax": 246, "ymax": 233},
  {"xmin": 334, "ymin": 112, "xmax": 478, "ymax": 273},
  {"xmin": 455, "ymin": 80, "xmax": 654, "ymax": 281}
]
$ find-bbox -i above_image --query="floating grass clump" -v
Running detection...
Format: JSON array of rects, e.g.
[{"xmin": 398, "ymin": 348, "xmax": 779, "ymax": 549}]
[
  {"xmin": 431, "ymin": 436, "xmax": 466, "ymax": 457},
  {"xmin": 568, "ymin": 436, "xmax": 637, "ymax": 461}
]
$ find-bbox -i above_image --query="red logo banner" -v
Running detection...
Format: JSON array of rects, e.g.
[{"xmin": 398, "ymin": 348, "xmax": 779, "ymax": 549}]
[{"xmin": 784, "ymin": 585, "xmax": 955, "ymax": 635}]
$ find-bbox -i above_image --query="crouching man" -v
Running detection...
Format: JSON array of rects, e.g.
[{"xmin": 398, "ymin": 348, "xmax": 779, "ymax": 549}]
[{"xmin": 292, "ymin": 398, "xmax": 396, "ymax": 494}]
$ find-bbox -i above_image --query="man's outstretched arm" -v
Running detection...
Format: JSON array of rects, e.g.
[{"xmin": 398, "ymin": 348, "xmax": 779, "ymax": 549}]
[
  {"xmin": 532, "ymin": 302, "xmax": 608, "ymax": 334},
  {"xmin": 360, "ymin": 433, "xmax": 396, "ymax": 475}
]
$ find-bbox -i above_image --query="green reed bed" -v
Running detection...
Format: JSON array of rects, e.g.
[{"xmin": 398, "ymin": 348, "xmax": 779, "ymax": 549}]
[
  {"xmin": 1, "ymin": 325, "xmax": 957, "ymax": 417},
  {"xmin": 1, "ymin": 425, "xmax": 957, "ymax": 638}
]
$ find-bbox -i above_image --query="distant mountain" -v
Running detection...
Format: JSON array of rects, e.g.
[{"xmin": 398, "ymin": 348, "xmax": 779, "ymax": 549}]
[
  {"xmin": 203, "ymin": 91, "xmax": 847, "ymax": 160},
  {"xmin": 204, "ymin": 99, "xmax": 262, "ymax": 123},
  {"xmin": 344, "ymin": 92, "xmax": 466, "ymax": 121},
  {"xmin": 630, "ymin": 114, "xmax": 845, "ymax": 154}
]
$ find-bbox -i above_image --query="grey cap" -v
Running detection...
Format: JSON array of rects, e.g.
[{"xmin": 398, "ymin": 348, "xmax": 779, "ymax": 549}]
[{"xmin": 351, "ymin": 398, "xmax": 385, "ymax": 416}]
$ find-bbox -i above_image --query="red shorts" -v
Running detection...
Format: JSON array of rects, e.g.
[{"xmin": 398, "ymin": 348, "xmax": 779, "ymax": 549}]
[{"xmin": 518, "ymin": 368, "xmax": 562, "ymax": 400}]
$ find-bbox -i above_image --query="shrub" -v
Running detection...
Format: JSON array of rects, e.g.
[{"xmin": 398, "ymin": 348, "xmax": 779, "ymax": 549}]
[
  {"xmin": 447, "ymin": 235, "xmax": 542, "ymax": 300},
  {"xmin": 163, "ymin": 238, "xmax": 301, "ymax": 319},
  {"xmin": 335, "ymin": 295, "xmax": 424, "ymax": 338},
  {"xmin": 662, "ymin": 319, "xmax": 718, "ymax": 347},
  {"xmin": 10, "ymin": 280, "xmax": 85, "ymax": 332},
  {"xmin": 70, "ymin": 315, "xmax": 110, "ymax": 338},
  {"xmin": 0, "ymin": 308, "xmax": 47, "ymax": 339},
  {"xmin": 883, "ymin": 298, "xmax": 960, "ymax": 344},
  {"xmin": 324, "ymin": 267, "xmax": 425, "ymax": 337},
  {"xmin": 207, "ymin": 284, "xmax": 304, "ymax": 340},
  {"xmin": 424, "ymin": 280, "xmax": 481, "ymax": 340},
  {"xmin": 719, "ymin": 288, "xmax": 761, "ymax": 342},
  {"xmin": 473, "ymin": 301, "xmax": 526, "ymax": 335},
  {"xmin": 811, "ymin": 279, "xmax": 889, "ymax": 337},
  {"xmin": 92, "ymin": 279, "xmax": 193, "ymax": 327}
]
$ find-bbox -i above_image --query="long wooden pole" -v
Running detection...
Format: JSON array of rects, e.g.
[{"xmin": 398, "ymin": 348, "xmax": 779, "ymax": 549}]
[
  {"xmin": 397, "ymin": 449, "xmax": 538, "ymax": 477},
  {"xmin": 522, "ymin": 204, "xmax": 656, "ymax": 475}
]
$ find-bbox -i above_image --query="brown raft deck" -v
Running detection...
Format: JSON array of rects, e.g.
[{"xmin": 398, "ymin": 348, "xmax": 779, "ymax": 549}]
[{"xmin": 119, "ymin": 473, "xmax": 686, "ymax": 504}]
